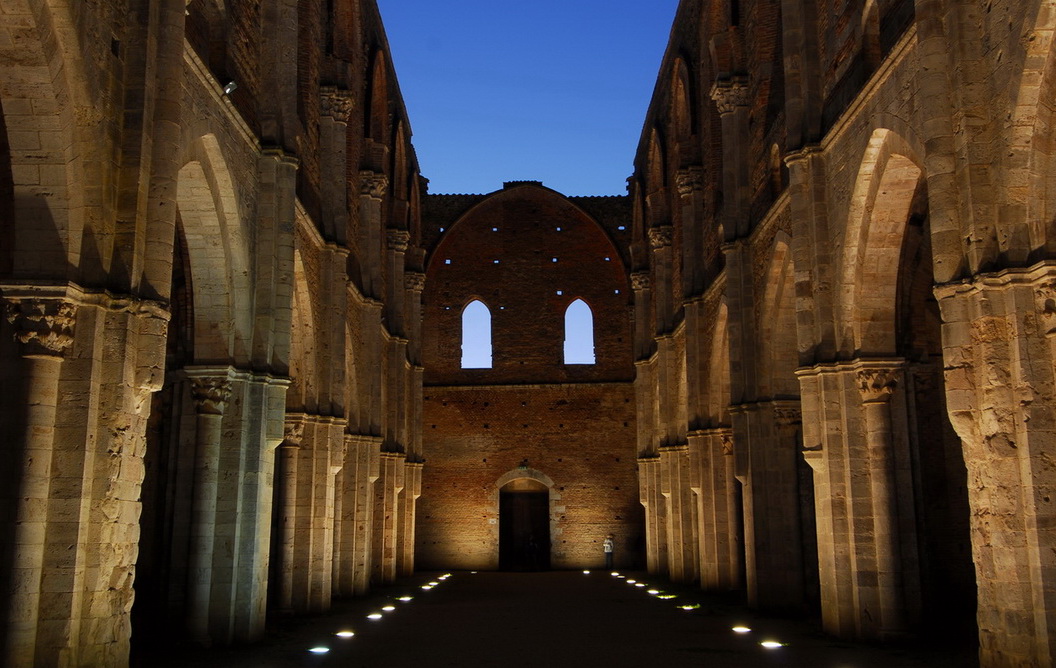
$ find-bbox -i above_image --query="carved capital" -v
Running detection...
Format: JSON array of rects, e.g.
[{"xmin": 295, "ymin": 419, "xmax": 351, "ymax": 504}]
[
  {"xmin": 405, "ymin": 272, "xmax": 426, "ymax": 292},
  {"xmin": 774, "ymin": 405, "xmax": 802, "ymax": 427},
  {"xmin": 283, "ymin": 419, "xmax": 305, "ymax": 448},
  {"xmin": 630, "ymin": 271, "xmax": 651, "ymax": 291},
  {"xmin": 4, "ymin": 298, "xmax": 76, "ymax": 358},
  {"xmin": 720, "ymin": 432, "xmax": 734, "ymax": 456},
  {"xmin": 710, "ymin": 78, "xmax": 750, "ymax": 116},
  {"xmin": 675, "ymin": 166, "xmax": 705, "ymax": 198},
  {"xmin": 386, "ymin": 229, "xmax": 411, "ymax": 253},
  {"xmin": 857, "ymin": 367, "xmax": 898, "ymax": 404},
  {"xmin": 359, "ymin": 171, "xmax": 388, "ymax": 200},
  {"xmin": 191, "ymin": 377, "xmax": 232, "ymax": 415},
  {"xmin": 320, "ymin": 86, "xmax": 355, "ymax": 123},
  {"xmin": 648, "ymin": 225, "xmax": 673, "ymax": 250}
]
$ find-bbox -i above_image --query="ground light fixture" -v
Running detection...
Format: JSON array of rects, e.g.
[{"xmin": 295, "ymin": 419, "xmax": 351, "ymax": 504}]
[
  {"xmin": 635, "ymin": 583, "xmax": 646, "ymax": 588},
  {"xmin": 382, "ymin": 605, "xmax": 396, "ymax": 612},
  {"xmin": 367, "ymin": 613, "xmax": 383, "ymax": 620},
  {"xmin": 680, "ymin": 604, "xmax": 700, "ymax": 611},
  {"xmin": 428, "ymin": 581, "xmax": 440, "ymax": 586},
  {"xmin": 732, "ymin": 626, "xmax": 751, "ymax": 634},
  {"xmin": 420, "ymin": 585, "xmax": 433, "ymax": 590},
  {"xmin": 647, "ymin": 589, "xmax": 660, "ymax": 595},
  {"xmin": 657, "ymin": 594, "xmax": 677, "ymax": 600},
  {"xmin": 308, "ymin": 647, "xmax": 330, "ymax": 654},
  {"xmin": 335, "ymin": 630, "xmax": 355, "ymax": 638},
  {"xmin": 760, "ymin": 641, "xmax": 786, "ymax": 649},
  {"xmin": 583, "ymin": 570, "xmax": 590, "ymax": 574},
  {"xmin": 610, "ymin": 572, "xmax": 620, "ymax": 577},
  {"xmin": 398, "ymin": 596, "xmax": 413, "ymax": 602},
  {"xmin": 626, "ymin": 579, "xmax": 636, "ymax": 584}
]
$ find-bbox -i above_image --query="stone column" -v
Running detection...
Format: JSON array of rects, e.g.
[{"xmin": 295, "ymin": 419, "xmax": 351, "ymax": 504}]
[
  {"xmin": 319, "ymin": 87, "xmax": 354, "ymax": 244},
  {"xmin": 691, "ymin": 428, "xmax": 742, "ymax": 590},
  {"xmin": 399, "ymin": 461, "xmax": 423, "ymax": 577},
  {"xmin": 358, "ymin": 172, "xmax": 389, "ymax": 300},
  {"xmin": 648, "ymin": 226, "xmax": 675, "ymax": 334},
  {"xmin": 937, "ymin": 266, "xmax": 1056, "ymax": 666},
  {"xmin": 0, "ymin": 298, "xmax": 75, "ymax": 667},
  {"xmin": 373, "ymin": 451, "xmax": 405, "ymax": 585},
  {"xmin": 184, "ymin": 369, "xmax": 232, "ymax": 646},
  {"xmin": 660, "ymin": 444, "xmax": 696, "ymax": 583},
  {"xmin": 631, "ymin": 271, "xmax": 652, "ymax": 361},
  {"xmin": 856, "ymin": 366, "xmax": 907, "ymax": 637},
  {"xmin": 710, "ymin": 78, "xmax": 750, "ymax": 239},
  {"xmin": 676, "ymin": 166, "xmax": 706, "ymax": 296},
  {"xmin": 638, "ymin": 455, "xmax": 667, "ymax": 576},
  {"xmin": 276, "ymin": 418, "xmax": 303, "ymax": 613}
]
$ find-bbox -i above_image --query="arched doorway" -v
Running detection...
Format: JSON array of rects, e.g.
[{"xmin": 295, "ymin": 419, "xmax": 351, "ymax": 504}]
[{"xmin": 499, "ymin": 478, "xmax": 550, "ymax": 571}]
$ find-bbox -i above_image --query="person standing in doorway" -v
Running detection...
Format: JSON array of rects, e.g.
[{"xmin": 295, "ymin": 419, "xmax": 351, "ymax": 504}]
[{"xmin": 603, "ymin": 534, "xmax": 615, "ymax": 569}]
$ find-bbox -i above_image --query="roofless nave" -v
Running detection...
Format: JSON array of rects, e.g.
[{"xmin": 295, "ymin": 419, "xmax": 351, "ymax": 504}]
[{"xmin": 0, "ymin": 1, "xmax": 1053, "ymax": 667}]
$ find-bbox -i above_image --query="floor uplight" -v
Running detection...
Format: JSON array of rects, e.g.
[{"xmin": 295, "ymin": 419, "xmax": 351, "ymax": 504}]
[
  {"xmin": 382, "ymin": 605, "xmax": 396, "ymax": 612},
  {"xmin": 647, "ymin": 589, "xmax": 660, "ymax": 595},
  {"xmin": 367, "ymin": 613, "xmax": 383, "ymax": 620},
  {"xmin": 610, "ymin": 572, "xmax": 620, "ymax": 577},
  {"xmin": 428, "ymin": 581, "xmax": 440, "ymax": 586},
  {"xmin": 680, "ymin": 604, "xmax": 700, "ymax": 610},
  {"xmin": 626, "ymin": 579, "xmax": 637, "ymax": 584},
  {"xmin": 398, "ymin": 596, "xmax": 413, "ymax": 602},
  {"xmin": 761, "ymin": 641, "xmax": 785, "ymax": 649},
  {"xmin": 657, "ymin": 594, "xmax": 677, "ymax": 599},
  {"xmin": 635, "ymin": 583, "xmax": 646, "ymax": 588},
  {"xmin": 335, "ymin": 631, "xmax": 355, "ymax": 638},
  {"xmin": 732, "ymin": 626, "xmax": 751, "ymax": 634},
  {"xmin": 583, "ymin": 570, "xmax": 591, "ymax": 574},
  {"xmin": 420, "ymin": 585, "xmax": 433, "ymax": 590},
  {"xmin": 309, "ymin": 647, "xmax": 330, "ymax": 654}
]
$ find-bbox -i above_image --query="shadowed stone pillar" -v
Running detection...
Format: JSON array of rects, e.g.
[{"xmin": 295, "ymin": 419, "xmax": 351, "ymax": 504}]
[
  {"xmin": 937, "ymin": 266, "xmax": 1056, "ymax": 667},
  {"xmin": 184, "ymin": 369, "xmax": 232, "ymax": 646},
  {"xmin": 649, "ymin": 226, "xmax": 674, "ymax": 333},
  {"xmin": 358, "ymin": 172, "xmax": 388, "ymax": 300},
  {"xmin": 319, "ymin": 87, "xmax": 354, "ymax": 244},
  {"xmin": 340, "ymin": 434, "xmax": 380, "ymax": 595},
  {"xmin": 691, "ymin": 428, "xmax": 742, "ymax": 590},
  {"xmin": 638, "ymin": 455, "xmax": 667, "ymax": 576},
  {"xmin": 710, "ymin": 78, "xmax": 750, "ymax": 239},
  {"xmin": 399, "ymin": 461, "xmax": 423, "ymax": 577},
  {"xmin": 676, "ymin": 166, "xmax": 706, "ymax": 296},
  {"xmin": 856, "ymin": 366, "xmax": 907, "ymax": 637},
  {"xmin": 1, "ymin": 298, "xmax": 75, "ymax": 667},
  {"xmin": 276, "ymin": 418, "xmax": 304, "ymax": 613},
  {"xmin": 660, "ymin": 444, "xmax": 697, "ymax": 583},
  {"xmin": 373, "ymin": 451, "xmax": 405, "ymax": 585}
]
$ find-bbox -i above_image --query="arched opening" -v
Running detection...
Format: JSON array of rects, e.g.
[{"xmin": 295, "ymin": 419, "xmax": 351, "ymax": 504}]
[
  {"xmin": 563, "ymin": 299, "xmax": 595, "ymax": 365},
  {"xmin": 499, "ymin": 478, "xmax": 550, "ymax": 571},
  {"xmin": 461, "ymin": 300, "xmax": 492, "ymax": 369}
]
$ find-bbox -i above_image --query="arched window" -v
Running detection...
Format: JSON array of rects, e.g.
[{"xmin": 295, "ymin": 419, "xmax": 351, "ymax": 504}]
[
  {"xmin": 461, "ymin": 300, "xmax": 492, "ymax": 369},
  {"xmin": 564, "ymin": 299, "xmax": 595, "ymax": 365}
]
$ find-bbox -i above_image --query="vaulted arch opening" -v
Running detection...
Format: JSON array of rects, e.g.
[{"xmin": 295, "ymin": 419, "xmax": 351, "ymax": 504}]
[{"xmin": 461, "ymin": 300, "xmax": 493, "ymax": 369}]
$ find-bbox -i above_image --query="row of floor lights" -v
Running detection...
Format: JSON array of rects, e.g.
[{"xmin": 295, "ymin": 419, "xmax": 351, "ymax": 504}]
[
  {"xmin": 308, "ymin": 574, "xmax": 455, "ymax": 655},
  {"xmin": 607, "ymin": 571, "xmax": 787, "ymax": 652}
]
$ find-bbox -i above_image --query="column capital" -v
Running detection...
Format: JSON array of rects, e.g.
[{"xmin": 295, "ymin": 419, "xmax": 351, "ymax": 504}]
[
  {"xmin": 282, "ymin": 417, "xmax": 305, "ymax": 448},
  {"xmin": 710, "ymin": 77, "xmax": 750, "ymax": 116},
  {"xmin": 190, "ymin": 375, "xmax": 232, "ymax": 415},
  {"xmin": 675, "ymin": 166, "xmax": 705, "ymax": 198},
  {"xmin": 648, "ymin": 225, "xmax": 673, "ymax": 249},
  {"xmin": 319, "ymin": 86, "xmax": 355, "ymax": 123},
  {"xmin": 359, "ymin": 171, "xmax": 388, "ymax": 200},
  {"xmin": 404, "ymin": 272, "xmax": 426, "ymax": 292},
  {"xmin": 857, "ymin": 367, "xmax": 899, "ymax": 404},
  {"xmin": 386, "ymin": 229, "xmax": 411, "ymax": 252},
  {"xmin": 630, "ymin": 271, "xmax": 651, "ymax": 291},
  {"xmin": 3, "ymin": 297, "xmax": 76, "ymax": 359},
  {"xmin": 773, "ymin": 403, "xmax": 802, "ymax": 427}
]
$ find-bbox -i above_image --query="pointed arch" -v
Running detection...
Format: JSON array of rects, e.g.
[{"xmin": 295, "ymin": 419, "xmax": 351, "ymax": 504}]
[
  {"xmin": 759, "ymin": 234, "xmax": 799, "ymax": 398},
  {"xmin": 176, "ymin": 134, "xmax": 252, "ymax": 363},
  {"xmin": 563, "ymin": 299, "xmax": 595, "ymax": 365},
  {"xmin": 839, "ymin": 129, "xmax": 925, "ymax": 356},
  {"xmin": 461, "ymin": 299, "xmax": 492, "ymax": 369},
  {"xmin": 367, "ymin": 50, "xmax": 390, "ymax": 143}
]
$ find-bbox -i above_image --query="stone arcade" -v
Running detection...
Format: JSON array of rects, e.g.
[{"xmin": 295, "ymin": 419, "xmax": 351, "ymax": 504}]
[{"xmin": 0, "ymin": 0, "xmax": 1054, "ymax": 667}]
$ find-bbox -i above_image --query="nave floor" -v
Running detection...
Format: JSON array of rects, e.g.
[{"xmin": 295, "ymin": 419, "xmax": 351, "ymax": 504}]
[{"xmin": 138, "ymin": 571, "xmax": 978, "ymax": 667}]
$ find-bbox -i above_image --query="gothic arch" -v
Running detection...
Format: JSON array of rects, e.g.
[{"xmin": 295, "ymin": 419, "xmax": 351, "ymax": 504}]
[
  {"xmin": 759, "ymin": 234, "xmax": 798, "ymax": 398},
  {"xmin": 175, "ymin": 134, "xmax": 253, "ymax": 364},
  {"xmin": 0, "ymin": 0, "xmax": 90, "ymax": 280},
  {"xmin": 288, "ymin": 250, "xmax": 317, "ymax": 412},
  {"xmin": 1008, "ymin": 0, "xmax": 1056, "ymax": 261},
  {"xmin": 367, "ymin": 50, "xmax": 390, "ymax": 143},
  {"xmin": 838, "ymin": 128, "xmax": 925, "ymax": 356}
]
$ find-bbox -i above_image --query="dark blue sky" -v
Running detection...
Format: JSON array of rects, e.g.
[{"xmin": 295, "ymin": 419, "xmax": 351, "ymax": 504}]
[{"xmin": 376, "ymin": 1, "xmax": 681, "ymax": 196}]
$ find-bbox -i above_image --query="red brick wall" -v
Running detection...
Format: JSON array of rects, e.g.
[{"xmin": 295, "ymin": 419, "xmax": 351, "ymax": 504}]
[
  {"xmin": 418, "ymin": 183, "xmax": 642, "ymax": 570},
  {"xmin": 417, "ymin": 384, "xmax": 643, "ymax": 570}
]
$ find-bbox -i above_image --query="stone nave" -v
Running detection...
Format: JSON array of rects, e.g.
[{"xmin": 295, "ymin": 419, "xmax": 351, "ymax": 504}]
[{"xmin": 0, "ymin": 0, "xmax": 1053, "ymax": 666}]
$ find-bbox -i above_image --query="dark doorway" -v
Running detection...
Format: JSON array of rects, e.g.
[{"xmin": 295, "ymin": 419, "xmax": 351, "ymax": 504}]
[{"xmin": 499, "ymin": 479, "xmax": 550, "ymax": 571}]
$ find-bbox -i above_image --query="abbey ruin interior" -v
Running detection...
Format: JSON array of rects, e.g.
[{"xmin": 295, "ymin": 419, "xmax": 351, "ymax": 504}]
[{"xmin": 0, "ymin": 0, "xmax": 1054, "ymax": 666}]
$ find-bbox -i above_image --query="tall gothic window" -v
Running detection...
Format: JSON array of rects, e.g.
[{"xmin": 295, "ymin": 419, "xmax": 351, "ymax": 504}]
[
  {"xmin": 564, "ymin": 299, "xmax": 595, "ymax": 365},
  {"xmin": 461, "ymin": 300, "xmax": 493, "ymax": 369}
]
